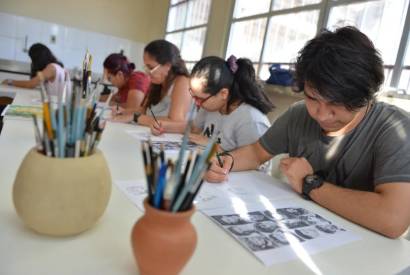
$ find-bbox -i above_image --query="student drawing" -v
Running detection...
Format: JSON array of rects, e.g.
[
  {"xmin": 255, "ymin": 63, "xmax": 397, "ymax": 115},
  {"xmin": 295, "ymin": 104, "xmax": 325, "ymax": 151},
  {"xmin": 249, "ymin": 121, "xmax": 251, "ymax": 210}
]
[
  {"xmin": 315, "ymin": 223, "xmax": 340, "ymax": 234},
  {"xmin": 247, "ymin": 211, "xmax": 271, "ymax": 223},
  {"xmin": 103, "ymin": 53, "xmax": 150, "ymax": 113},
  {"xmin": 111, "ymin": 40, "xmax": 191, "ymax": 129},
  {"xmin": 2, "ymin": 43, "xmax": 69, "ymax": 94},
  {"xmin": 275, "ymin": 207, "xmax": 310, "ymax": 220},
  {"xmin": 151, "ymin": 55, "xmax": 273, "ymax": 154},
  {"xmin": 299, "ymin": 213, "xmax": 331, "ymax": 226}
]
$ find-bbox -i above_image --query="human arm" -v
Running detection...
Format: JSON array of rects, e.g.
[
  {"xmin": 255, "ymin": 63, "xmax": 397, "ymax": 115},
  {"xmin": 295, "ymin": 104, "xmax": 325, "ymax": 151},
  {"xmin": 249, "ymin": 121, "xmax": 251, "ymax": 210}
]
[
  {"xmin": 161, "ymin": 76, "xmax": 191, "ymax": 122},
  {"xmin": 279, "ymin": 157, "xmax": 410, "ymax": 238},
  {"xmin": 124, "ymin": 89, "xmax": 145, "ymax": 112},
  {"xmin": 205, "ymin": 141, "xmax": 273, "ymax": 183},
  {"xmin": 3, "ymin": 63, "xmax": 56, "ymax": 89}
]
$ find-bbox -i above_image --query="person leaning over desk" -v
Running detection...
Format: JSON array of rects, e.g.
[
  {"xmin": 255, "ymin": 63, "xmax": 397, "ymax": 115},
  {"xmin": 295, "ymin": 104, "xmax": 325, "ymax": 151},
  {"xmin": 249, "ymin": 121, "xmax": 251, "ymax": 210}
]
[
  {"xmin": 111, "ymin": 39, "xmax": 191, "ymax": 128},
  {"xmin": 2, "ymin": 43, "xmax": 68, "ymax": 94},
  {"xmin": 150, "ymin": 55, "xmax": 273, "ymax": 153},
  {"xmin": 205, "ymin": 26, "xmax": 410, "ymax": 239},
  {"xmin": 103, "ymin": 53, "xmax": 150, "ymax": 113}
]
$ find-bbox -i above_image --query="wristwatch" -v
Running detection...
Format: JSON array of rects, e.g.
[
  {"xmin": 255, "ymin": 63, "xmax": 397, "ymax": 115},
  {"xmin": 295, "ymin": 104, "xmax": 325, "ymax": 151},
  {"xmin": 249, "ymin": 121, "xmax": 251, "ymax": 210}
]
[
  {"xmin": 302, "ymin": 174, "xmax": 324, "ymax": 200},
  {"xmin": 133, "ymin": 112, "xmax": 142, "ymax": 123}
]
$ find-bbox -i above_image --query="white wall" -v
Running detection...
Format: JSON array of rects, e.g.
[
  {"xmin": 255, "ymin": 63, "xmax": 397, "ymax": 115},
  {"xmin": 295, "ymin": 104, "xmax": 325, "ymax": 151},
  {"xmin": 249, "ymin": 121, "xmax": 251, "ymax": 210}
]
[{"xmin": 0, "ymin": 12, "xmax": 146, "ymax": 74}]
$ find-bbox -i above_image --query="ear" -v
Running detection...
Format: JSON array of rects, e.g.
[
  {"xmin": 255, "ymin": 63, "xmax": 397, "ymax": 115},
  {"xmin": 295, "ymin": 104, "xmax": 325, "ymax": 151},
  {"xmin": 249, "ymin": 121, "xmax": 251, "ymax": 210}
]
[
  {"xmin": 116, "ymin": 71, "xmax": 124, "ymax": 79},
  {"xmin": 162, "ymin": 63, "xmax": 172, "ymax": 74},
  {"xmin": 219, "ymin": 88, "xmax": 229, "ymax": 100}
]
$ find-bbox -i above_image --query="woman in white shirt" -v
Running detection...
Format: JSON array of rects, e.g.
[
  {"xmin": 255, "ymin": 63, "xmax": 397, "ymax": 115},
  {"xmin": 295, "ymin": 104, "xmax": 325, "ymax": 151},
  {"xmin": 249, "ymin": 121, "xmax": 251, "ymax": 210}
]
[
  {"xmin": 2, "ymin": 43, "xmax": 67, "ymax": 92},
  {"xmin": 111, "ymin": 40, "xmax": 191, "ymax": 128}
]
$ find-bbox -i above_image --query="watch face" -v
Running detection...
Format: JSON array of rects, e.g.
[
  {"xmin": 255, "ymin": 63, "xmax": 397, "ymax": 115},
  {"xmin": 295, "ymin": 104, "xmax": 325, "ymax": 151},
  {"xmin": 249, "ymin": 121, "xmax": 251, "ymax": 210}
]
[{"xmin": 305, "ymin": 175, "xmax": 318, "ymax": 185}]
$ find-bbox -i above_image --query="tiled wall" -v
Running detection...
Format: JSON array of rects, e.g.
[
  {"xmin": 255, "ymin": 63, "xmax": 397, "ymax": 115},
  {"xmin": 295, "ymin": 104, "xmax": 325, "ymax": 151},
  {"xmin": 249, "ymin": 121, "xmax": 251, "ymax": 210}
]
[{"xmin": 0, "ymin": 12, "xmax": 146, "ymax": 74}]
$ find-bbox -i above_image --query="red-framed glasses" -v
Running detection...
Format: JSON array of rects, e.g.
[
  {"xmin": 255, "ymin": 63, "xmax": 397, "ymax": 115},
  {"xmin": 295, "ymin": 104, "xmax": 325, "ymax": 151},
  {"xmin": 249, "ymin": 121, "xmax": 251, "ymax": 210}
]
[{"xmin": 189, "ymin": 88, "xmax": 213, "ymax": 107}]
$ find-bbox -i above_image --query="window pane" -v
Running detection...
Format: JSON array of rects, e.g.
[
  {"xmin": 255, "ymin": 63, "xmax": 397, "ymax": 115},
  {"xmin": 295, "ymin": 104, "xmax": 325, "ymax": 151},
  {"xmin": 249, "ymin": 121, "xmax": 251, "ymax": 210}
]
[
  {"xmin": 405, "ymin": 35, "xmax": 410, "ymax": 65},
  {"xmin": 167, "ymin": 3, "xmax": 188, "ymax": 32},
  {"xmin": 398, "ymin": 69, "xmax": 410, "ymax": 92},
  {"xmin": 171, "ymin": 0, "xmax": 186, "ymax": 5},
  {"xmin": 263, "ymin": 10, "xmax": 319, "ymax": 63},
  {"xmin": 226, "ymin": 18, "xmax": 268, "ymax": 62},
  {"xmin": 165, "ymin": 32, "xmax": 183, "ymax": 50},
  {"xmin": 180, "ymin": 27, "xmax": 207, "ymax": 61},
  {"xmin": 233, "ymin": 0, "xmax": 271, "ymax": 18},
  {"xmin": 272, "ymin": 0, "xmax": 321, "ymax": 11},
  {"xmin": 186, "ymin": 0, "xmax": 212, "ymax": 28},
  {"xmin": 327, "ymin": 0, "xmax": 410, "ymax": 65}
]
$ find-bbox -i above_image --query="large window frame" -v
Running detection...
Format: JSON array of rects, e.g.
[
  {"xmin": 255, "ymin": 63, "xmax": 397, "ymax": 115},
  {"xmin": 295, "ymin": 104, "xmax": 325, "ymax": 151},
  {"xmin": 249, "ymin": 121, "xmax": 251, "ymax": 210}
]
[
  {"xmin": 225, "ymin": 0, "xmax": 410, "ymax": 94},
  {"xmin": 164, "ymin": 0, "xmax": 213, "ymax": 70}
]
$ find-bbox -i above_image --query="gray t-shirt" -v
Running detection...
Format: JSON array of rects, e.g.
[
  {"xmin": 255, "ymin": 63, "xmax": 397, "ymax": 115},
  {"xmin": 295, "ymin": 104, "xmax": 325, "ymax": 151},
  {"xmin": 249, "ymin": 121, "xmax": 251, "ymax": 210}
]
[
  {"xmin": 194, "ymin": 103, "xmax": 271, "ymax": 151},
  {"xmin": 260, "ymin": 100, "xmax": 410, "ymax": 191}
]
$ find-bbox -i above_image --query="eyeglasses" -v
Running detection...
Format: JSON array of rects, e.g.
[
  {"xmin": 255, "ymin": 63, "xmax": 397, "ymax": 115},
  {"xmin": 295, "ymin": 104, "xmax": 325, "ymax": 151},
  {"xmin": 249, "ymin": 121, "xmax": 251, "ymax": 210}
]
[
  {"xmin": 189, "ymin": 88, "xmax": 213, "ymax": 107},
  {"xmin": 144, "ymin": 64, "xmax": 161, "ymax": 75}
]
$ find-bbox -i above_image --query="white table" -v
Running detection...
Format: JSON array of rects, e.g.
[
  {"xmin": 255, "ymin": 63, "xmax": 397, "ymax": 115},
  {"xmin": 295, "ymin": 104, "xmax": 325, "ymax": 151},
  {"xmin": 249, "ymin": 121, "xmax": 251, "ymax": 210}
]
[{"xmin": 1, "ymin": 88, "xmax": 410, "ymax": 275}]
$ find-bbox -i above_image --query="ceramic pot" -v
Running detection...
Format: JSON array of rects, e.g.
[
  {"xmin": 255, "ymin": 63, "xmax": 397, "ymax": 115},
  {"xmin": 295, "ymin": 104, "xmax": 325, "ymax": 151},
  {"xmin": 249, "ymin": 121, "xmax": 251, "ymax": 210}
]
[
  {"xmin": 131, "ymin": 198, "xmax": 197, "ymax": 275},
  {"xmin": 13, "ymin": 148, "xmax": 111, "ymax": 236}
]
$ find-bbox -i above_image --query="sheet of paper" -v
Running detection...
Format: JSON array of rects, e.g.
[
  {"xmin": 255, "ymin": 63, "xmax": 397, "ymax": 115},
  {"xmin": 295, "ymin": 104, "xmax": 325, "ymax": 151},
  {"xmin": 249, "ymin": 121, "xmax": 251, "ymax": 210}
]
[
  {"xmin": 125, "ymin": 129, "xmax": 201, "ymax": 152},
  {"xmin": 114, "ymin": 171, "xmax": 296, "ymax": 211},
  {"xmin": 202, "ymin": 200, "xmax": 361, "ymax": 266}
]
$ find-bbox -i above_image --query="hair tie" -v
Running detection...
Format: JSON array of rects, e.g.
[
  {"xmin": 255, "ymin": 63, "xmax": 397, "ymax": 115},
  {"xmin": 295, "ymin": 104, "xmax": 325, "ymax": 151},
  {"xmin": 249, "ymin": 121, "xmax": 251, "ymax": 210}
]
[{"xmin": 226, "ymin": 55, "xmax": 238, "ymax": 74}]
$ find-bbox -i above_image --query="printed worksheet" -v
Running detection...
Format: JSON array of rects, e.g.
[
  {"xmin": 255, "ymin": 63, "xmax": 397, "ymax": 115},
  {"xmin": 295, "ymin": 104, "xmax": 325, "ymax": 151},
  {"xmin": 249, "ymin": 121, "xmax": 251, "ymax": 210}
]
[
  {"xmin": 202, "ymin": 201, "xmax": 360, "ymax": 266},
  {"xmin": 125, "ymin": 129, "xmax": 200, "ymax": 152}
]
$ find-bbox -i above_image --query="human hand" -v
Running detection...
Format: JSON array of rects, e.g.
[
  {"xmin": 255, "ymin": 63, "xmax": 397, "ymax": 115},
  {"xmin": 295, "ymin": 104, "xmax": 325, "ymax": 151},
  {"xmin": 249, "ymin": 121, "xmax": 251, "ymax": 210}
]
[
  {"xmin": 204, "ymin": 155, "xmax": 232, "ymax": 183},
  {"xmin": 151, "ymin": 120, "xmax": 165, "ymax": 135},
  {"xmin": 279, "ymin": 157, "xmax": 313, "ymax": 194},
  {"xmin": 189, "ymin": 133, "xmax": 209, "ymax": 146}
]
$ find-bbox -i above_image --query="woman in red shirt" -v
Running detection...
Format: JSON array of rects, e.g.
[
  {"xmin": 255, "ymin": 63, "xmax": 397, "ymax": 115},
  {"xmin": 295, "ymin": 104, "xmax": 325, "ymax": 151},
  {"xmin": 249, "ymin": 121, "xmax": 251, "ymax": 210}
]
[{"xmin": 103, "ymin": 53, "xmax": 150, "ymax": 113}]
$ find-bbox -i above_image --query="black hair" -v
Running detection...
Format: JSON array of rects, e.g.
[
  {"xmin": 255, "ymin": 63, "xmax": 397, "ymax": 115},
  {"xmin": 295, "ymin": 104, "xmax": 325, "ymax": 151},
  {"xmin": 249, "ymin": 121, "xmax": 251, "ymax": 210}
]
[
  {"xmin": 103, "ymin": 53, "xmax": 135, "ymax": 77},
  {"xmin": 28, "ymin": 43, "xmax": 64, "ymax": 78},
  {"xmin": 295, "ymin": 26, "xmax": 384, "ymax": 111},
  {"xmin": 143, "ymin": 39, "xmax": 189, "ymax": 107},
  {"xmin": 191, "ymin": 56, "xmax": 274, "ymax": 114}
]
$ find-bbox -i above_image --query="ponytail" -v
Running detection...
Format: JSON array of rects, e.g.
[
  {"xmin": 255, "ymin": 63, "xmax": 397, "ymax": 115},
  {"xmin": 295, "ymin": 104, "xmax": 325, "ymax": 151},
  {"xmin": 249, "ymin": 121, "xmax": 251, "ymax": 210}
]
[
  {"xmin": 191, "ymin": 56, "xmax": 274, "ymax": 114},
  {"xmin": 230, "ymin": 58, "xmax": 274, "ymax": 114}
]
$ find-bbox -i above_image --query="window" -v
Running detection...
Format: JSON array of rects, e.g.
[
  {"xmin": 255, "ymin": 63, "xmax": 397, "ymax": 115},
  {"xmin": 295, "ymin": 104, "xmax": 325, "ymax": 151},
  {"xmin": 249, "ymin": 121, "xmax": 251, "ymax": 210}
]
[
  {"xmin": 165, "ymin": 0, "xmax": 212, "ymax": 70},
  {"xmin": 227, "ymin": 0, "xmax": 410, "ymax": 94},
  {"xmin": 227, "ymin": 0, "xmax": 321, "ymax": 80}
]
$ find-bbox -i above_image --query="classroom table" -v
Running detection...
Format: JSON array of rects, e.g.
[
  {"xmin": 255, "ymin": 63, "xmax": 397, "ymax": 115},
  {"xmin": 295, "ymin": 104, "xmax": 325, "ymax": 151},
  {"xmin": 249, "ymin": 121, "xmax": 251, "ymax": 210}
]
[{"xmin": 1, "ymin": 87, "xmax": 410, "ymax": 275}]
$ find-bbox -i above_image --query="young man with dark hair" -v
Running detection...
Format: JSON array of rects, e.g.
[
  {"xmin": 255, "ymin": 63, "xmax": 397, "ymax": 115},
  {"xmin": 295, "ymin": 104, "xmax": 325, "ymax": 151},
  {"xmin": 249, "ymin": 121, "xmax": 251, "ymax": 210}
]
[{"xmin": 207, "ymin": 26, "xmax": 410, "ymax": 239}]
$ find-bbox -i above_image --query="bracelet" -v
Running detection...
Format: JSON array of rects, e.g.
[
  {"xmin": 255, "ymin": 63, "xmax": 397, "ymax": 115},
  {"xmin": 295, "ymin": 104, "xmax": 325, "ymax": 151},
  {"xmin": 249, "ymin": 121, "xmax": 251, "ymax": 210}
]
[{"xmin": 218, "ymin": 151, "xmax": 234, "ymax": 172}]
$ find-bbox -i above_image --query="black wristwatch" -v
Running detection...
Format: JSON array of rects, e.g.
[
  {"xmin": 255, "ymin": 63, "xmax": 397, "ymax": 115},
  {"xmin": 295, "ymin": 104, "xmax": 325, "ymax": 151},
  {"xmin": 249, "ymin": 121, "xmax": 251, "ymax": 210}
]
[
  {"xmin": 302, "ymin": 174, "xmax": 324, "ymax": 200},
  {"xmin": 133, "ymin": 112, "xmax": 142, "ymax": 123}
]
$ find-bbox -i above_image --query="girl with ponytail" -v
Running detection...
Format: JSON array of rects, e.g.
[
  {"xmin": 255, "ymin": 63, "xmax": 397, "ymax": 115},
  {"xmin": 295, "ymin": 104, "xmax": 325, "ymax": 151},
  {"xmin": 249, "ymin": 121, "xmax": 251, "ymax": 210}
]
[
  {"xmin": 103, "ymin": 53, "xmax": 150, "ymax": 112},
  {"xmin": 152, "ymin": 55, "xmax": 274, "ymax": 152}
]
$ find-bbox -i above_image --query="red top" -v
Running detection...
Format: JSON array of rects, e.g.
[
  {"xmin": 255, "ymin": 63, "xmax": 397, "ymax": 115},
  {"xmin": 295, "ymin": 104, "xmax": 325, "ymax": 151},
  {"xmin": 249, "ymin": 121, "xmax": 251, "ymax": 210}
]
[{"xmin": 116, "ymin": 71, "xmax": 151, "ymax": 104}]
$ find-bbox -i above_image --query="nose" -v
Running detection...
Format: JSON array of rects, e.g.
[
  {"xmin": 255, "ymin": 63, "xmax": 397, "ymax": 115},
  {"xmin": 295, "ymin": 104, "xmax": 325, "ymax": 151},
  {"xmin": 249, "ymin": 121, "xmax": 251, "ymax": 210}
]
[{"xmin": 315, "ymin": 102, "xmax": 333, "ymax": 122}]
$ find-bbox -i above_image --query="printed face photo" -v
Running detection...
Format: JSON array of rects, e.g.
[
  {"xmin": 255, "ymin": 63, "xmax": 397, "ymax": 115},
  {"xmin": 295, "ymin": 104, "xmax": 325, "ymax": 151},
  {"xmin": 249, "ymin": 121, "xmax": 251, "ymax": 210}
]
[
  {"xmin": 247, "ymin": 211, "xmax": 270, "ymax": 222},
  {"xmin": 269, "ymin": 228, "xmax": 304, "ymax": 246},
  {"xmin": 212, "ymin": 214, "xmax": 249, "ymax": 226},
  {"xmin": 228, "ymin": 224, "xmax": 256, "ymax": 236},
  {"xmin": 276, "ymin": 207, "xmax": 309, "ymax": 219},
  {"xmin": 283, "ymin": 219, "xmax": 311, "ymax": 229},
  {"xmin": 316, "ymin": 223, "xmax": 339, "ymax": 234},
  {"xmin": 299, "ymin": 213, "xmax": 331, "ymax": 226},
  {"xmin": 295, "ymin": 227, "xmax": 320, "ymax": 240},
  {"xmin": 240, "ymin": 233, "xmax": 278, "ymax": 252},
  {"xmin": 254, "ymin": 220, "xmax": 278, "ymax": 233}
]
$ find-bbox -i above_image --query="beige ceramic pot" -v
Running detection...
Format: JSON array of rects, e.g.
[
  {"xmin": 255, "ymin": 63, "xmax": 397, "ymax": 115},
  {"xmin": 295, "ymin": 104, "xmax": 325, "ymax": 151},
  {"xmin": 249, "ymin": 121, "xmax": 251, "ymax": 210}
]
[{"xmin": 13, "ymin": 148, "xmax": 112, "ymax": 236}]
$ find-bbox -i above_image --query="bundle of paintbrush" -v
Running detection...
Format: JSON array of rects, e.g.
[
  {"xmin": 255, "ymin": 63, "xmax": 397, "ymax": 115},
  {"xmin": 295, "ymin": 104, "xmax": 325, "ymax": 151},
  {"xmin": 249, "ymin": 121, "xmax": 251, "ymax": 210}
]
[
  {"xmin": 141, "ymin": 104, "xmax": 216, "ymax": 212},
  {"xmin": 32, "ymin": 52, "xmax": 111, "ymax": 158},
  {"xmin": 141, "ymin": 140, "xmax": 217, "ymax": 212}
]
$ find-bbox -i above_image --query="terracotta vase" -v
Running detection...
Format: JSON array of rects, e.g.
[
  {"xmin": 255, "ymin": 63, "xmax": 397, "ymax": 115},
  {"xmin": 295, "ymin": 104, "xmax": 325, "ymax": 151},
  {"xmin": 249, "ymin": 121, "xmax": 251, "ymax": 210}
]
[
  {"xmin": 131, "ymin": 198, "xmax": 197, "ymax": 275},
  {"xmin": 13, "ymin": 148, "xmax": 112, "ymax": 236}
]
